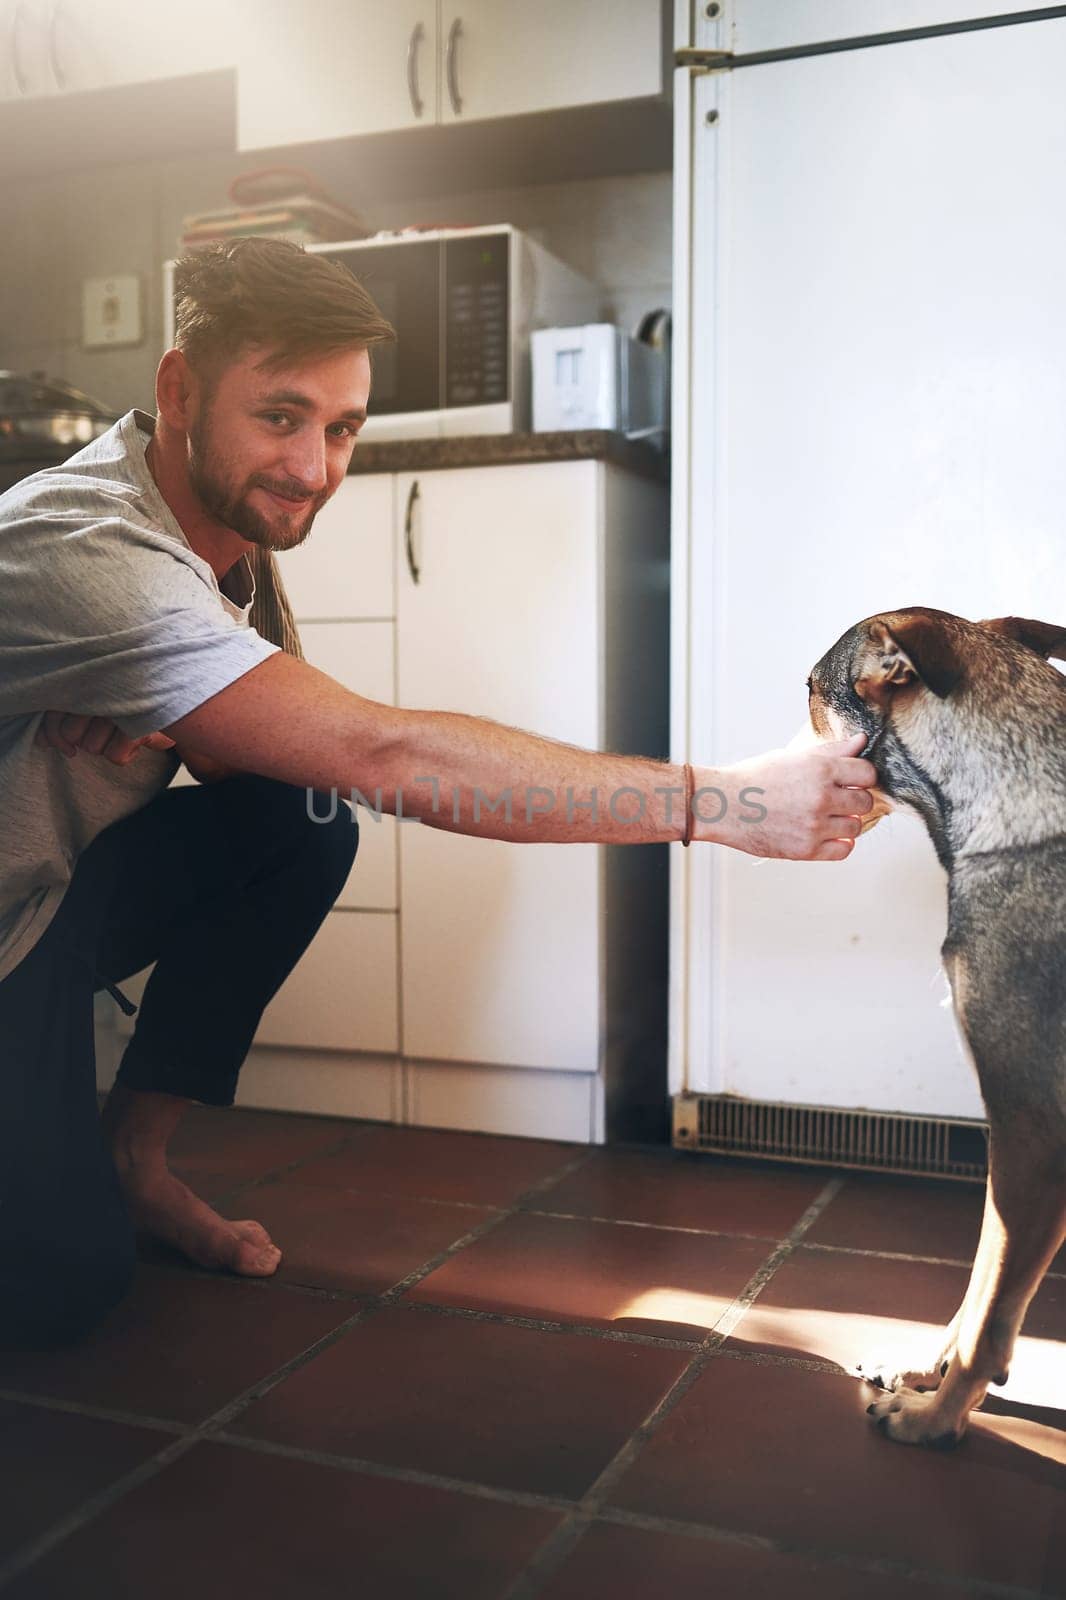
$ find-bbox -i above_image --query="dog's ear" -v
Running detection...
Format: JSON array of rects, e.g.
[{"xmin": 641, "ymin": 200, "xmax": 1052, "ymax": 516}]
[
  {"xmin": 856, "ymin": 613, "xmax": 964, "ymax": 707},
  {"xmin": 980, "ymin": 616, "xmax": 1066, "ymax": 662}
]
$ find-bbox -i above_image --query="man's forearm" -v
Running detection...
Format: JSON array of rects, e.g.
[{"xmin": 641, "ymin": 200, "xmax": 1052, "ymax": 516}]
[
  {"xmin": 358, "ymin": 707, "xmax": 692, "ymax": 845},
  {"xmin": 162, "ymin": 653, "xmax": 875, "ymax": 860}
]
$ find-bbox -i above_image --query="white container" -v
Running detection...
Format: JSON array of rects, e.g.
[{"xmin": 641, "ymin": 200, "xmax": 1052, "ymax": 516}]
[{"xmin": 531, "ymin": 323, "xmax": 665, "ymax": 438}]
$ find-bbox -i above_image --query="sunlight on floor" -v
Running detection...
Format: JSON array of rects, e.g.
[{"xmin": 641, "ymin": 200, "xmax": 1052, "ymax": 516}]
[
  {"xmin": 615, "ymin": 1290, "xmax": 1065, "ymax": 1438},
  {"xmin": 613, "ymin": 1287, "xmax": 731, "ymax": 1331}
]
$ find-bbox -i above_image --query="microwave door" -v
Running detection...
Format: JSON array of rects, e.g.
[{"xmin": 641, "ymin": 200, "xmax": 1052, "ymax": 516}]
[
  {"xmin": 441, "ymin": 232, "xmax": 511, "ymax": 435},
  {"xmin": 320, "ymin": 239, "xmax": 443, "ymax": 436}
]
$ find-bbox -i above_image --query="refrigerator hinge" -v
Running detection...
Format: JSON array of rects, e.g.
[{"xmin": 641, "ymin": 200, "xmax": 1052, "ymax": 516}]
[{"xmin": 674, "ymin": 47, "xmax": 733, "ymax": 75}]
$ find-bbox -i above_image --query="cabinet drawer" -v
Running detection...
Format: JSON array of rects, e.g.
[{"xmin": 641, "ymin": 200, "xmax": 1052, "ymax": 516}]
[
  {"xmin": 274, "ymin": 475, "xmax": 395, "ymax": 621},
  {"xmin": 299, "ymin": 621, "xmax": 397, "ymax": 911},
  {"xmin": 255, "ymin": 910, "xmax": 399, "ymax": 1052},
  {"xmin": 112, "ymin": 911, "xmax": 398, "ymax": 1055}
]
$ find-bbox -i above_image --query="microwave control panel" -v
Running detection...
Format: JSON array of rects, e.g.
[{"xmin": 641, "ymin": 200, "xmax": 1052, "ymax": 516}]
[{"xmin": 444, "ymin": 235, "xmax": 509, "ymax": 409}]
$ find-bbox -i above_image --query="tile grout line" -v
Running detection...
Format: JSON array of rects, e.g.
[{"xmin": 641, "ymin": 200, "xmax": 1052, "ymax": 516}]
[
  {"xmin": 169, "ymin": 1172, "xmax": 1066, "ymax": 1282},
  {"xmin": 499, "ymin": 1175, "xmax": 850, "ymax": 1600},
  {"xmin": 0, "ymin": 1396, "xmax": 1049, "ymax": 1600},
  {"xmin": 163, "ymin": 1118, "xmax": 1066, "ymax": 1285},
  {"xmin": 5, "ymin": 1154, "xmax": 1060, "ymax": 1589},
  {"xmin": 3, "ymin": 1142, "xmax": 1059, "ymax": 1594},
  {"xmin": 0, "ymin": 1146, "xmax": 599, "ymax": 1593},
  {"xmin": 592, "ymin": 1507, "xmax": 1051, "ymax": 1600},
  {"xmin": 0, "ymin": 1407, "xmax": 1049, "ymax": 1600}
]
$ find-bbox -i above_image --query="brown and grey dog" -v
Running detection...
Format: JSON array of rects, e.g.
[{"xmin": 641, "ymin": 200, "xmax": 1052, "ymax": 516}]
[{"xmin": 807, "ymin": 606, "xmax": 1066, "ymax": 1448}]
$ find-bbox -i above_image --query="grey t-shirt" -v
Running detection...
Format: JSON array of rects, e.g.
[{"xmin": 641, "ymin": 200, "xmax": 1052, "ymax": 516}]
[{"xmin": 0, "ymin": 408, "xmax": 280, "ymax": 982}]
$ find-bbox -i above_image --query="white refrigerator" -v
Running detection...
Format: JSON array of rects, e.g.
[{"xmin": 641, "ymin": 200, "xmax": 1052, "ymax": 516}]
[{"xmin": 669, "ymin": 0, "xmax": 1066, "ymax": 1169}]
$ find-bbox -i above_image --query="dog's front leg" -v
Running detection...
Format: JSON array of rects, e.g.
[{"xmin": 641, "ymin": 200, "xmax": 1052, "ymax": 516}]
[
  {"xmin": 855, "ymin": 1168, "xmax": 1005, "ymax": 1395},
  {"xmin": 866, "ymin": 1141, "xmax": 1066, "ymax": 1447}
]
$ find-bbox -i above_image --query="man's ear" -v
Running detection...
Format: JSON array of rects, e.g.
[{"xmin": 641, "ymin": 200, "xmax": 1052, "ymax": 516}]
[
  {"xmin": 154, "ymin": 348, "xmax": 197, "ymax": 432},
  {"xmin": 980, "ymin": 616, "xmax": 1066, "ymax": 662},
  {"xmin": 855, "ymin": 612, "xmax": 964, "ymax": 707}
]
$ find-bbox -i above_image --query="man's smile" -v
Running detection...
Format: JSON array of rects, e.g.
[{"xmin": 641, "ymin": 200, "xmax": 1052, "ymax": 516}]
[{"xmin": 257, "ymin": 484, "xmax": 315, "ymax": 510}]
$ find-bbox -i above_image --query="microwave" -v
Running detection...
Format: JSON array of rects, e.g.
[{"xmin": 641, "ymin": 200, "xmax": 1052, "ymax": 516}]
[{"xmin": 163, "ymin": 226, "xmax": 599, "ymax": 441}]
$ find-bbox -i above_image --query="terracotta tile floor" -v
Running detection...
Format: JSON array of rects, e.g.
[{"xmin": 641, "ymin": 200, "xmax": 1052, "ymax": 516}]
[{"xmin": 0, "ymin": 1108, "xmax": 1063, "ymax": 1599}]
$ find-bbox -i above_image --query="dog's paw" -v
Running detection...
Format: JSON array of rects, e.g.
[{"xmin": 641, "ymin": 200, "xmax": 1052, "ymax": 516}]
[
  {"xmin": 865, "ymin": 1388, "xmax": 964, "ymax": 1449},
  {"xmin": 854, "ymin": 1351, "xmax": 941, "ymax": 1393}
]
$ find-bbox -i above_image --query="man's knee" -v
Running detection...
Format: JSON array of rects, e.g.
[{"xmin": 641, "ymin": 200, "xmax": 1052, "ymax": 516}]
[
  {"xmin": 252, "ymin": 775, "xmax": 359, "ymax": 886},
  {"xmin": 0, "ymin": 1232, "xmax": 137, "ymax": 1351}
]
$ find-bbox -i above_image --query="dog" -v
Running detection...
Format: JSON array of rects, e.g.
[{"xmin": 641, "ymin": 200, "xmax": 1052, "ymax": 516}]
[{"xmin": 807, "ymin": 606, "xmax": 1066, "ymax": 1448}]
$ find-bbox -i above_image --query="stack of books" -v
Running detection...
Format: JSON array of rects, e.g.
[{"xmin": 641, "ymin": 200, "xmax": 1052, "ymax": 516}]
[{"xmin": 180, "ymin": 168, "xmax": 371, "ymax": 250}]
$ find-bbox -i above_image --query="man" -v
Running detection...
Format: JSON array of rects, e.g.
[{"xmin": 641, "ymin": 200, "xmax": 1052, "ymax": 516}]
[{"xmin": 0, "ymin": 238, "xmax": 876, "ymax": 1349}]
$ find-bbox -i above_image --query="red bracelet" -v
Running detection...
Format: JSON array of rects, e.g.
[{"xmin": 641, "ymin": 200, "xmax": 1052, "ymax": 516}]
[{"xmin": 681, "ymin": 762, "xmax": 695, "ymax": 846}]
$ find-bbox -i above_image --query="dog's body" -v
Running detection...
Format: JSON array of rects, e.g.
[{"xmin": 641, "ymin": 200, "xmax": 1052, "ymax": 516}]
[{"xmin": 808, "ymin": 607, "xmax": 1066, "ymax": 1447}]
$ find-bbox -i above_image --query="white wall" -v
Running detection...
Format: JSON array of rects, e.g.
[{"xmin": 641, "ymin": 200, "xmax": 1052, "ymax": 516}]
[{"xmin": 0, "ymin": 155, "xmax": 670, "ymax": 416}]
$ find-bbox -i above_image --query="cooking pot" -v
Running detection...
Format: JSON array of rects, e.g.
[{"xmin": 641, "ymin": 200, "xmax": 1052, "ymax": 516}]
[{"xmin": 0, "ymin": 369, "xmax": 119, "ymax": 488}]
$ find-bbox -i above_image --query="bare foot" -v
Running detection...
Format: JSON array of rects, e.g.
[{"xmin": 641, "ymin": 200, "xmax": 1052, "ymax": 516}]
[
  {"xmin": 115, "ymin": 1164, "xmax": 282, "ymax": 1277},
  {"xmin": 100, "ymin": 1084, "xmax": 281, "ymax": 1277}
]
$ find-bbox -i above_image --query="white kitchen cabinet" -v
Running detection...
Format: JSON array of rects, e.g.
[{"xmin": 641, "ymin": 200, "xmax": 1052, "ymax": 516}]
[
  {"xmin": 273, "ymin": 474, "xmax": 395, "ymax": 623},
  {"xmin": 236, "ymin": 0, "xmax": 439, "ymax": 151},
  {"xmin": 237, "ymin": 0, "xmax": 665, "ymax": 150},
  {"xmin": 395, "ymin": 459, "xmax": 669, "ymax": 1085},
  {"xmin": 55, "ymin": 0, "xmax": 240, "ymax": 91},
  {"xmin": 253, "ymin": 910, "xmax": 399, "ymax": 1052},
  {"xmin": 0, "ymin": 0, "xmax": 239, "ymax": 98},
  {"xmin": 439, "ymin": 1, "xmax": 665, "ymax": 124},
  {"xmin": 396, "ymin": 462, "xmax": 601, "ymax": 1072},
  {"xmin": 113, "ymin": 910, "xmax": 399, "ymax": 1054},
  {"xmin": 111, "ymin": 452, "xmax": 669, "ymax": 1141},
  {"xmin": 0, "ymin": 0, "xmax": 51, "ymax": 100}
]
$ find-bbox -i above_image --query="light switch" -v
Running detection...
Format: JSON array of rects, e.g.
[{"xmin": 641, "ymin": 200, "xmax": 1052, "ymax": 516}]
[{"xmin": 82, "ymin": 275, "xmax": 142, "ymax": 349}]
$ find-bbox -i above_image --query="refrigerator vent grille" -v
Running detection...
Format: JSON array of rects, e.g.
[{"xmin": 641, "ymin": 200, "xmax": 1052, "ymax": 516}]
[{"xmin": 673, "ymin": 1094, "xmax": 987, "ymax": 1182}]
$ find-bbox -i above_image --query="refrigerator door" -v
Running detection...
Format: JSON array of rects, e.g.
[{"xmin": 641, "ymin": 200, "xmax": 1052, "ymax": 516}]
[
  {"xmin": 672, "ymin": 5, "xmax": 1066, "ymax": 1116},
  {"xmin": 730, "ymin": 0, "xmax": 1054, "ymax": 54}
]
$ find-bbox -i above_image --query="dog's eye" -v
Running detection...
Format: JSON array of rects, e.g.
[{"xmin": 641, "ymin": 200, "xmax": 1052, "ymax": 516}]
[{"xmin": 805, "ymin": 677, "xmax": 813, "ymax": 695}]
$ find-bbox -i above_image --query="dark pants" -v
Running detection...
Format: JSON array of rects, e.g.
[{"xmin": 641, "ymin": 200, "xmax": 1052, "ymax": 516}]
[{"xmin": 0, "ymin": 774, "xmax": 358, "ymax": 1350}]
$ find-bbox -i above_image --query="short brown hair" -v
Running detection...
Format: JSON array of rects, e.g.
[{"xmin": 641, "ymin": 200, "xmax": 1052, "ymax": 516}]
[{"xmin": 173, "ymin": 236, "xmax": 395, "ymax": 383}]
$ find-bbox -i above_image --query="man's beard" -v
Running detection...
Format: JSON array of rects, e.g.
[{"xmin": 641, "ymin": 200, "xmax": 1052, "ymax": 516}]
[{"xmin": 187, "ymin": 416, "xmax": 323, "ymax": 552}]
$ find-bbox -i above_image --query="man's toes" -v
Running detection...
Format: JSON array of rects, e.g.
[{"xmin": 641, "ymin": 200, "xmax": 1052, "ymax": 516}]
[
  {"xmin": 223, "ymin": 1222, "xmax": 281, "ymax": 1275},
  {"xmin": 230, "ymin": 1233, "xmax": 282, "ymax": 1276},
  {"xmin": 231, "ymin": 1219, "xmax": 274, "ymax": 1247}
]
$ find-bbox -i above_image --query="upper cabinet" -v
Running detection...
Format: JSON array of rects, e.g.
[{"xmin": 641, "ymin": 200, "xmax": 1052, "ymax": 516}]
[
  {"xmin": 236, "ymin": 2, "xmax": 439, "ymax": 150},
  {"xmin": 237, "ymin": 0, "xmax": 666, "ymax": 151},
  {"xmin": 0, "ymin": 0, "xmax": 668, "ymax": 176},
  {"xmin": 438, "ymin": 1, "xmax": 665, "ymax": 124},
  {"xmin": 0, "ymin": 0, "xmax": 51, "ymax": 100},
  {"xmin": 0, "ymin": 0, "xmax": 239, "ymax": 99}
]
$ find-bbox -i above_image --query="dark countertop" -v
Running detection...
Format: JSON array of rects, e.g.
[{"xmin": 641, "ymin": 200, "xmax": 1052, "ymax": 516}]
[{"xmin": 346, "ymin": 430, "xmax": 669, "ymax": 483}]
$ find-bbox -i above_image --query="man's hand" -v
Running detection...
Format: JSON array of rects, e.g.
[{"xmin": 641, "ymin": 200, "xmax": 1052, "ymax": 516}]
[
  {"xmin": 34, "ymin": 711, "xmax": 176, "ymax": 766},
  {"xmin": 694, "ymin": 733, "xmax": 878, "ymax": 861},
  {"xmin": 34, "ymin": 710, "xmax": 238, "ymax": 784}
]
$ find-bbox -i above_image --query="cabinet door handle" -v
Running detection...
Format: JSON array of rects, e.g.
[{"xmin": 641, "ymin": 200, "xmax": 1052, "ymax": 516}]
[
  {"xmin": 404, "ymin": 480, "xmax": 421, "ymax": 584},
  {"xmin": 445, "ymin": 15, "xmax": 463, "ymax": 115},
  {"xmin": 48, "ymin": 1, "xmax": 66, "ymax": 89},
  {"xmin": 11, "ymin": 4, "xmax": 29, "ymax": 94},
  {"xmin": 406, "ymin": 19, "xmax": 424, "ymax": 118}
]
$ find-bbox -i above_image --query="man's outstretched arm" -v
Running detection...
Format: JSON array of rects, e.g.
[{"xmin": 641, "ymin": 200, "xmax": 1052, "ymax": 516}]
[{"xmin": 162, "ymin": 652, "xmax": 877, "ymax": 859}]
